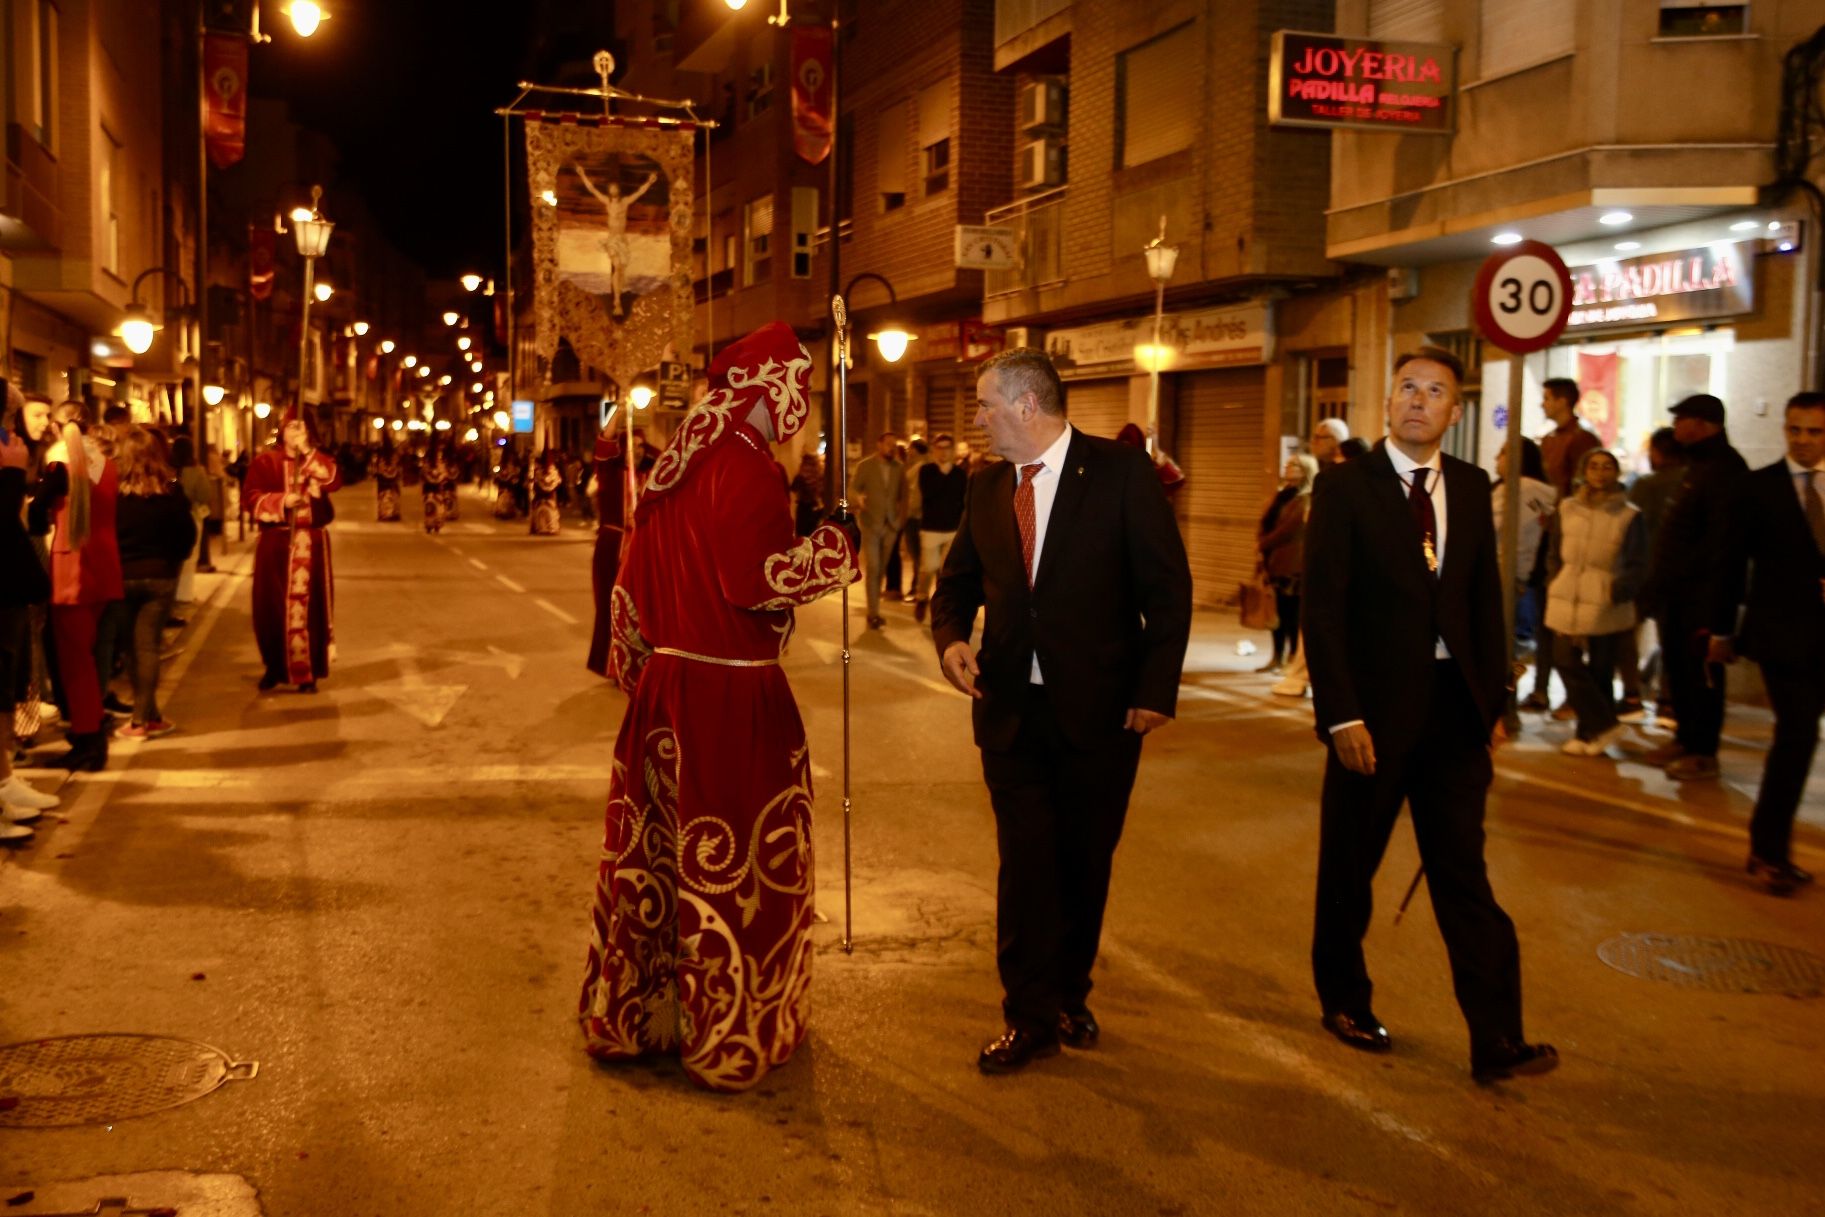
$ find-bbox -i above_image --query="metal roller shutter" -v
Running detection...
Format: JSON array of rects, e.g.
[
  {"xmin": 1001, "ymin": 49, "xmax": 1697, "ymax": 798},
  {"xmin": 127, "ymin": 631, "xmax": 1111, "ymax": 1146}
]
[
  {"xmin": 1173, "ymin": 368, "xmax": 1269, "ymax": 608},
  {"xmin": 925, "ymin": 372, "xmax": 989, "ymax": 459},
  {"xmin": 1064, "ymin": 378, "xmax": 1130, "ymax": 439}
]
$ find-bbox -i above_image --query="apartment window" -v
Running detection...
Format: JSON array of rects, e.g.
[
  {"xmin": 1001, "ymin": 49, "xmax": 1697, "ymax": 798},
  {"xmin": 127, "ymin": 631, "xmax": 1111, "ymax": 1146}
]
[
  {"xmin": 1368, "ymin": 0, "xmax": 1445, "ymax": 40},
  {"xmin": 746, "ymin": 61, "xmax": 775, "ymax": 122},
  {"xmin": 11, "ymin": 350, "xmax": 46, "ymax": 394},
  {"xmin": 722, "ymin": 230, "xmax": 737, "ymax": 276},
  {"xmin": 743, "ymin": 194, "xmax": 773, "ymax": 285},
  {"xmin": 918, "ymin": 82, "xmax": 950, "ymax": 197},
  {"xmin": 1479, "ymin": 0, "xmax": 1575, "ymax": 79},
  {"xmin": 878, "ymin": 101, "xmax": 910, "ymax": 212},
  {"xmin": 29, "ymin": 1, "xmax": 59, "ymax": 149},
  {"xmin": 100, "ymin": 131, "xmax": 121, "ymax": 275},
  {"xmin": 1657, "ymin": 1, "xmax": 1748, "ymax": 36},
  {"xmin": 1116, "ymin": 24, "xmax": 1196, "ymax": 169}
]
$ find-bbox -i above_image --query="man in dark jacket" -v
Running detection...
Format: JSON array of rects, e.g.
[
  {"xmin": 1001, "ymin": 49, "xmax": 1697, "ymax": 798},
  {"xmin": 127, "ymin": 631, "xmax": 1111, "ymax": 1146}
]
[
  {"xmin": 1640, "ymin": 394, "xmax": 1750, "ymax": 781},
  {"xmin": 0, "ymin": 416, "xmax": 58, "ymax": 836},
  {"xmin": 1708, "ymin": 392, "xmax": 1825, "ymax": 894}
]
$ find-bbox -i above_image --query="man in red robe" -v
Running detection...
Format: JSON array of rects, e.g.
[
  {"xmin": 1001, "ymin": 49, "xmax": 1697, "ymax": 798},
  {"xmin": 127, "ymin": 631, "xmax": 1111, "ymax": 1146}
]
[
  {"xmin": 585, "ymin": 425, "xmax": 652, "ymax": 678},
  {"xmin": 245, "ymin": 412, "xmax": 341, "ymax": 692},
  {"xmin": 579, "ymin": 321, "xmax": 858, "ymax": 1092}
]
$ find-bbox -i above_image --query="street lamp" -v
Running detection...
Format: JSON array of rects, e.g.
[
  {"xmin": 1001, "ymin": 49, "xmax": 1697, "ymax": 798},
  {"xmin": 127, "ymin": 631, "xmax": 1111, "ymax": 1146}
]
[
  {"xmin": 844, "ymin": 272, "xmax": 917, "ymax": 364},
  {"xmin": 371, "ymin": 416, "xmax": 385, "ymax": 431},
  {"xmin": 443, "ymin": 310, "xmax": 460, "ymax": 326},
  {"xmin": 353, "ymin": 320, "xmax": 369, "ymax": 336},
  {"xmin": 117, "ymin": 303, "xmax": 159, "ymax": 355},
  {"xmin": 629, "ymin": 384, "xmax": 655, "ymax": 410},
  {"xmin": 457, "ymin": 336, "xmax": 472, "ymax": 352},
  {"xmin": 402, "ymin": 354, "xmax": 418, "ymax": 368},
  {"xmin": 1141, "ymin": 217, "xmax": 1179, "ymax": 456},
  {"xmin": 460, "ymin": 273, "xmax": 483, "ymax": 293},
  {"xmin": 289, "ymin": 185, "xmax": 334, "ymax": 410},
  {"xmin": 202, "ymin": 383, "xmax": 226, "ymax": 407},
  {"xmin": 284, "ymin": 2, "xmax": 326, "ymax": 37},
  {"xmin": 254, "ymin": 401, "xmax": 272, "ymax": 419},
  {"xmin": 379, "ymin": 339, "xmax": 396, "ymax": 354}
]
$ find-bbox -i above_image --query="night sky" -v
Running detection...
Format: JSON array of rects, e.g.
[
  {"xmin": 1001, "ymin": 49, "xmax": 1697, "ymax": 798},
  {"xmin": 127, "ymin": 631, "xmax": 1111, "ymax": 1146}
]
[{"xmin": 247, "ymin": 0, "xmax": 622, "ymax": 282}]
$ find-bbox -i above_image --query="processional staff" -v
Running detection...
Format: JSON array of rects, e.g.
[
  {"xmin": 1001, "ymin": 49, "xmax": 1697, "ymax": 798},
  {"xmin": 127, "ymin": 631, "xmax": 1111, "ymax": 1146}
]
[{"xmin": 833, "ymin": 293, "xmax": 855, "ymax": 955}]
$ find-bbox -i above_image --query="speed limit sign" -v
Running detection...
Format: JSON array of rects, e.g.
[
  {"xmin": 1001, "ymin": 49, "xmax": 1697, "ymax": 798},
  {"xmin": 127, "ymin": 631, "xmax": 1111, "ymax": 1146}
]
[{"xmin": 1472, "ymin": 239, "xmax": 1573, "ymax": 355}]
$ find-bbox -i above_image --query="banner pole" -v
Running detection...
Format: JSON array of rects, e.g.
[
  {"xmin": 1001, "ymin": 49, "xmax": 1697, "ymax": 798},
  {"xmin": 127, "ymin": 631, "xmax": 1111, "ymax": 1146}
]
[{"xmin": 833, "ymin": 293, "xmax": 854, "ymax": 955}]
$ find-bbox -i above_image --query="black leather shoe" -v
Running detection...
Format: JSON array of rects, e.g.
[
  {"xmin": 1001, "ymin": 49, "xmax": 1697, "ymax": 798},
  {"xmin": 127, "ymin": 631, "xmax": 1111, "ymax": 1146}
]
[
  {"xmin": 258, "ymin": 672, "xmax": 283, "ymax": 691},
  {"xmin": 1471, "ymin": 1039, "xmax": 1559, "ymax": 1084},
  {"xmin": 977, "ymin": 1027, "xmax": 1060, "ymax": 1075},
  {"xmin": 297, "ymin": 682, "xmax": 318, "ymax": 695},
  {"xmin": 1058, "ymin": 1007, "xmax": 1100, "ymax": 1049},
  {"xmin": 1748, "ymin": 855, "xmax": 1813, "ymax": 895},
  {"xmin": 1322, "ymin": 1009, "xmax": 1392, "ymax": 1053}
]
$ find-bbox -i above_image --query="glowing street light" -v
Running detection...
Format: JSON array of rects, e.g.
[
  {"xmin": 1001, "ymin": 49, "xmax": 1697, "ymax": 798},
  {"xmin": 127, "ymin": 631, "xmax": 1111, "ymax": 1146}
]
[
  {"xmin": 402, "ymin": 355, "xmax": 418, "ymax": 368},
  {"xmin": 457, "ymin": 336, "xmax": 472, "ymax": 351},
  {"xmin": 461, "ymin": 273, "xmax": 483, "ymax": 293},
  {"xmin": 471, "ymin": 381, "xmax": 484, "ymax": 394},
  {"xmin": 289, "ymin": 186, "xmax": 334, "ymax": 404},
  {"xmin": 463, "ymin": 427, "xmax": 480, "ymax": 442},
  {"xmin": 867, "ymin": 327, "xmax": 914, "ymax": 363},
  {"xmin": 439, "ymin": 374, "xmax": 453, "ymax": 386},
  {"xmin": 492, "ymin": 410, "xmax": 511, "ymax": 431},
  {"xmin": 442, "ymin": 311, "xmax": 460, "ymax": 326},
  {"xmin": 254, "ymin": 401, "xmax": 273, "ymax": 419},
  {"xmin": 434, "ymin": 419, "xmax": 452, "ymax": 432},
  {"xmin": 629, "ymin": 384, "xmax": 655, "ymax": 410},
  {"xmin": 117, "ymin": 303, "xmax": 158, "ymax": 355},
  {"xmin": 379, "ymin": 339, "xmax": 396, "ymax": 354},
  {"xmin": 1141, "ymin": 217, "xmax": 1180, "ymax": 454},
  {"xmin": 353, "ymin": 320, "xmax": 369, "ymax": 336},
  {"xmin": 202, "ymin": 383, "xmax": 226, "ymax": 407},
  {"xmin": 417, "ymin": 365, "xmax": 431, "ymax": 378},
  {"xmin": 371, "ymin": 417, "xmax": 385, "ymax": 431},
  {"xmin": 285, "ymin": 1, "xmax": 326, "ymax": 37},
  {"xmin": 313, "ymin": 281, "xmax": 334, "ymax": 303},
  {"xmin": 469, "ymin": 359, "xmax": 483, "ymax": 373}
]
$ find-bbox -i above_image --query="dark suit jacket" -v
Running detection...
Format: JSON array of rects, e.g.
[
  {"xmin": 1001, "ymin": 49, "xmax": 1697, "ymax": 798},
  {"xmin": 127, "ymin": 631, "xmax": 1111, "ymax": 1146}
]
[
  {"xmin": 931, "ymin": 428, "xmax": 1193, "ymax": 751},
  {"xmin": 1712, "ymin": 460, "xmax": 1825, "ymax": 665},
  {"xmin": 1302, "ymin": 442, "xmax": 1508, "ymax": 755}
]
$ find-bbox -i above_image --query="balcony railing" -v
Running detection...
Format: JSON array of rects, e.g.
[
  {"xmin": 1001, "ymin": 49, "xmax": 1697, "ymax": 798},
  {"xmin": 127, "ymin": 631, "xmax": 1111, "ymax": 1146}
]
[{"xmin": 983, "ymin": 186, "xmax": 1066, "ymax": 299}]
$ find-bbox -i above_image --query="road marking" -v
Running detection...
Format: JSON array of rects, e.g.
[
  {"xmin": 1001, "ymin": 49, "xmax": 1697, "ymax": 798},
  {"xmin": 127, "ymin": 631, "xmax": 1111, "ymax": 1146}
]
[
  {"xmin": 448, "ymin": 544, "xmax": 466, "ymax": 556},
  {"xmin": 467, "ymin": 557, "xmax": 489, "ymax": 572},
  {"xmin": 495, "ymin": 574, "xmax": 527, "ymax": 593},
  {"xmin": 93, "ymin": 763, "xmax": 611, "ymax": 796},
  {"xmin": 535, "ymin": 597, "xmax": 579, "ymax": 625}
]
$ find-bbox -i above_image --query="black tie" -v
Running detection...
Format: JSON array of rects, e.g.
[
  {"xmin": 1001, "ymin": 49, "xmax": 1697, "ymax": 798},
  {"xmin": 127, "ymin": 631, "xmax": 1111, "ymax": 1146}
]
[
  {"xmin": 1409, "ymin": 468, "xmax": 1437, "ymax": 574},
  {"xmin": 1805, "ymin": 471, "xmax": 1825, "ymax": 555}
]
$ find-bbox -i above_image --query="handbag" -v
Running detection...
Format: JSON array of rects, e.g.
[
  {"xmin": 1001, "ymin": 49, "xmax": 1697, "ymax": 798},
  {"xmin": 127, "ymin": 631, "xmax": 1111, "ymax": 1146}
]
[{"xmin": 1238, "ymin": 564, "xmax": 1279, "ymax": 631}]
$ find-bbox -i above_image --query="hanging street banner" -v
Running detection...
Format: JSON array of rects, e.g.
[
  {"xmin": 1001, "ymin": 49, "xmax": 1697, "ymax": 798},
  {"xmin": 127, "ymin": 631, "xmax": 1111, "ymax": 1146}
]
[
  {"xmin": 203, "ymin": 33, "xmax": 249, "ymax": 169},
  {"xmin": 526, "ymin": 117, "xmax": 695, "ymax": 402},
  {"xmin": 1268, "ymin": 30, "xmax": 1455, "ymax": 135},
  {"xmin": 1565, "ymin": 241, "xmax": 1753, "ymax": 332},
  {"xmin": 791, "ymin": 27, "xmax": 834, "ymax": 165},
  {"xmin": 1576, "ymin": 351, "xmax": 1621, "ymax": 447}
]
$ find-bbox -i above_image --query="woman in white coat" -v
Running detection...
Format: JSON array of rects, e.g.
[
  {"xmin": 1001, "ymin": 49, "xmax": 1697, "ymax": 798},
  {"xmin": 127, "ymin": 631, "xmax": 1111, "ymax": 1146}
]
[{"xmin": 1545, "ymin": 448, "xmax": 1647, "ymax": 756}]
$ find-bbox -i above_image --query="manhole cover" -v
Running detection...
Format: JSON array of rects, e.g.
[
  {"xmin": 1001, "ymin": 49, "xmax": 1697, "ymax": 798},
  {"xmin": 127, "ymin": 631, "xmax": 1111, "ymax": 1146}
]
[
  {"xmin": 1597, "ymin": 934, "xmax": 1825, "ymax": 996},
  {"xmin": 0, "ymin": 1034, "xmax": 258, "ymax": 1127}
]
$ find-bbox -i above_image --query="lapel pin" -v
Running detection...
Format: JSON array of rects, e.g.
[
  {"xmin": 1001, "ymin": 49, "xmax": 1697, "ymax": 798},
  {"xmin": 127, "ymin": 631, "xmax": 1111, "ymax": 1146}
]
[{"xmin": 1076, "ymin": 466, "xmax": 1085, "ymax": 476}]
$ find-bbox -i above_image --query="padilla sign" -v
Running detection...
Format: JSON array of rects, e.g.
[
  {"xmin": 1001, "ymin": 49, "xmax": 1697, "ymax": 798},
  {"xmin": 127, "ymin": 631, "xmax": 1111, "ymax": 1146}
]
[
  {"xmin": 1566, "ymin": 242, "xmax": 1752, "ymax": 332},
  {"xmin": 1269, "ymin": 30, "xmax": 1455, "ymax": 134}
]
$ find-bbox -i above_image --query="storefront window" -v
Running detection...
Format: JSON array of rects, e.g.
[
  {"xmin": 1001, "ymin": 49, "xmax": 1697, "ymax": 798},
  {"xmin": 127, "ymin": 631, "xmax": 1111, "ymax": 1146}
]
[{"xmin": 1534, "ymin": 330, "xmax": 1732, "ymax": 473}]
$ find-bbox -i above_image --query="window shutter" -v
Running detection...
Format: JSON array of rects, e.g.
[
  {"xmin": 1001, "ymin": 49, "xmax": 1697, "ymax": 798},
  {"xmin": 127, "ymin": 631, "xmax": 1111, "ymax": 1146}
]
[
  {"xmin": 749, "ymin": 194, "xmax": 774, "ymax": 237},
  {"xmin": 1120, "ymin": 24, "xmax": 1197, "ymax": 169},
  {"xmin": 1479, "ymin": 0, "xmax": 1575, "ymax": 78},
  {"xmin": 877, "ymin": 102, "xmax": 909, "ymax": 195},
  {"xmin": 918, "ymin": 81, "xmax": 949, "ymax": 149},
  {"xmin": 1368, "ymin": 0, "xmax": 1446, "ymax": 41}
]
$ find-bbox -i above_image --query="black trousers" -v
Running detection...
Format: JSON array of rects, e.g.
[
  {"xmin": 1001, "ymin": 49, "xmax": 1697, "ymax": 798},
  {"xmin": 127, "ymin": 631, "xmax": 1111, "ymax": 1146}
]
[
  {"xmin": 1312, "ymin": 661, "xmax": 1524, "ymax": 1052},
  {"xmin": 981, "ymin": 685, "xmax": 1143, "ymax": 1036},
  {"xmin": 1659, "ymin": 603, "xmax": 1726, "ymax": 755},
  {"xmin": 1752, "ymin": 656, "xmax": 1824, "ymax": 863}
]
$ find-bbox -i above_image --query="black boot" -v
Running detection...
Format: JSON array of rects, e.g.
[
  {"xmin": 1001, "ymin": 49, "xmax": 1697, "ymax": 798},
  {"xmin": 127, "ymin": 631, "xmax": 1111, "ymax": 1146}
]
[{"xmin": 53, "ymin": 731, "xmax": 107, "ymax": 772}]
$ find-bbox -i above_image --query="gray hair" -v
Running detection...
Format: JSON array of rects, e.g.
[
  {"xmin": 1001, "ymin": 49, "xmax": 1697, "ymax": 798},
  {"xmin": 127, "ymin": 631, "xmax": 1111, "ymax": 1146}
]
[
  {"xmin": 980, "ymin": 348, "xmax": 1065, "ymax": 416},
  {"xmin": 1314, "ymin": 417, "xmax": 1349, "ymax": 443}
]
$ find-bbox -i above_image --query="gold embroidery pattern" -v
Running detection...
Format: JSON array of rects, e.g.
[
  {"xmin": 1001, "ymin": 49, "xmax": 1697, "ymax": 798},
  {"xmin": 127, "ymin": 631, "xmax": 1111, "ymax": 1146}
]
[
  {"xmin": 757, "ymin": 522, "xmax": 860, "ymax": 611},
  {"xmin": 607, "ymin": 584, "xmax": 653, "ymax": 695},
  {"xmin": 725, "ymin": 343, "xmax": 814, "ymax": 440},
  {"xmin": 641, "ymin": 391, "xmax": 735, "ymax": 500}
]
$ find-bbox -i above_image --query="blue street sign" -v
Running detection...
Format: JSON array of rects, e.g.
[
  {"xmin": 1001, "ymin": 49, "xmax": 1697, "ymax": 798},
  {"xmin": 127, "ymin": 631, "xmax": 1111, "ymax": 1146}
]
[{"xmin": 511, "ymin": 399, "xmax": 535, "ymax": 434}]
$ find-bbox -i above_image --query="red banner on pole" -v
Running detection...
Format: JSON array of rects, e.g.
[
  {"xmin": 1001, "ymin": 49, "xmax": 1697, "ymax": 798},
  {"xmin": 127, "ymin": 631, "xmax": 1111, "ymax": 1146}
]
[
  {"xmin": 791, "ymin": 27, "xmax": 833, "ymax": 165},
  {"xmin": 247, "ymin": 225, "xmax": 274, "ymax": 301},
  {"xmin": 1577, "ymin": 351, "xmax": 1621, "ymax": 448},
  {"xmin": 203, "ymin": 33, "xmax": 248, "ymax": 169}
]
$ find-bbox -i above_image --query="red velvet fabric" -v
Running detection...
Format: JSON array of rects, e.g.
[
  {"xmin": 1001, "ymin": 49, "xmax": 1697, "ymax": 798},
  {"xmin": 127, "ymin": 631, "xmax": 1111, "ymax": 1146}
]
[{"xmin": 245, "ymin": 448, "xmax": 340, "ymax": 684}]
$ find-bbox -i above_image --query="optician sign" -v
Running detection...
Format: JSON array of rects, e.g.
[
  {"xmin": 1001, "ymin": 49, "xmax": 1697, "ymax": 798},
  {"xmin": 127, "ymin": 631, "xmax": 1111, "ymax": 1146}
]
[
  {"xmin": 1045, "ymin": 303, "xmax": 1272, "ymax": 377},
  {"xmin": 1565, "ymin": 242, "xmax": 1753, "ymax": 332},
  {"xmin": 1268, "ymin": 30, "xmax": 1456, "ymax": 134}
]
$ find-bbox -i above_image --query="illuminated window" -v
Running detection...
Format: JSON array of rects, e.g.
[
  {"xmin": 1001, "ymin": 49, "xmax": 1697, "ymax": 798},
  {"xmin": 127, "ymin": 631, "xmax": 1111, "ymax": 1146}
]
[{"xmin": 1657, "ymin": 1, "xmax": 1749, "ymax": 36}]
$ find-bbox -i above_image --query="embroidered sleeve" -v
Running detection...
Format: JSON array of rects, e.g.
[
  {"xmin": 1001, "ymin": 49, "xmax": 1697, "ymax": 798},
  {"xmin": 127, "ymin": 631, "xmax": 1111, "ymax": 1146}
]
[
  {"xmin": 607, "ymin": 583, "xmax": 652, "ymax": 695},
  {"xmin": 754, "ymin": 523, "xmax": 859, "ymax": 611},
  {"xmin": 244, "ymin": 456, "xmax": 288, "ymax": 523},
  {"xmin": 710, "ymin": 446, "xmax": 858, "ymax": 612},
  {"xmin": 302, "ymin": 450, "xmax": 342, "ymax": 496}
]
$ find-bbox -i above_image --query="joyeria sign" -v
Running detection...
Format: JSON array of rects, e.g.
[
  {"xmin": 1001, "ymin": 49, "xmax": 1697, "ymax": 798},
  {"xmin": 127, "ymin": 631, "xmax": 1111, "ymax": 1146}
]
[{"xmin": 1268, "ymin": 30, "xmax": 1456, "ymax": 134}]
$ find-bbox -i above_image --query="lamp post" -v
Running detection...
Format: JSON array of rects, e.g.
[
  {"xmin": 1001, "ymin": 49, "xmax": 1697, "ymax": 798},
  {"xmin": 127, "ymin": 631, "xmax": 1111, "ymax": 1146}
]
[
  {"xmin": 1141, "ymin": 217, "xmax": 1179, "ymax": 457},
  {"xmin": 116, "ymin": 266, "xmax": 200, "ymax": 431},
  {"xmin": 289, "ymin": 186, "xmax": 334, "ymax": 414}
]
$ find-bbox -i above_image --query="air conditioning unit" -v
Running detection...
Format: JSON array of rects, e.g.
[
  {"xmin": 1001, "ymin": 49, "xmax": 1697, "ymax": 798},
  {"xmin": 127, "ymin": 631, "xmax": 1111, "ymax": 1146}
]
[
  {"xmin": 1387, "ymin": 266, "xmax": 1420, "ymax": 302},
  {"xmin": 790, "ymin": 186, "xmax": 818, "ymax": 280},
  {"xmin": 1018, "ymin": 138, "xmax": 1065, "ymax": 191},
  {"xmin": 1018, "ymin": 79, "xmax": 1066, "ymax": 133}
]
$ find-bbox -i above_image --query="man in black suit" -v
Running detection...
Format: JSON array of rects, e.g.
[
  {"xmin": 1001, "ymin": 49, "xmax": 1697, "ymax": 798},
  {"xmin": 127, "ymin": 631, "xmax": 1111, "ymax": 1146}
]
[
  {"xmin": 1708, "ymin": 391, "xmax": 1825, "ymax": 895},
  {"xmin": 931, "ymin": 348, "xmax": 1192, "ymax": 1075},
  {"xmin": 1302, "ymin": 347, "xmax": 1556, "ymax": 1084}
]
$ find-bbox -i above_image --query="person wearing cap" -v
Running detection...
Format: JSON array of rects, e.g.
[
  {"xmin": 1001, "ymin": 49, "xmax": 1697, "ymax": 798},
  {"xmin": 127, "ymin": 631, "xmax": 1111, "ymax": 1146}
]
[
  {"xmin": 1638, "ymin": 393, "xmax": 1748, "ymax": 781},
  {"xmin": 578, "ymin": 321, "xmax": 859, "ymax": 1093},
  {"xmin": 245, "ymin": 411, "xmax": 341, "ymax": 694},
  {"xmin": 1706, "ymin": 391, "xmax": 1825, "ymax": 894}
]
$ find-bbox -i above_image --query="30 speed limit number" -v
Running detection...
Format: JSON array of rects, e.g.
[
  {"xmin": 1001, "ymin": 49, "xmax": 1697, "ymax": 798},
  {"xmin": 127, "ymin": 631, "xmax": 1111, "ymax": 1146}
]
[{"xmin": 1471, "ymin": 239, "xmax": 1574, "ymax": 356}]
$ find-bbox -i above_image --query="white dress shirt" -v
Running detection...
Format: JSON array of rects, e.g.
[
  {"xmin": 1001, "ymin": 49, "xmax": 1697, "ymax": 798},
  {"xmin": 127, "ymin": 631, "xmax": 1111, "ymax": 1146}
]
[
  {"xmin": 1020, "ymin": 424, "xmax": 1075, "ymax": 684},
  {"xmin": 1329, "ymin": 443, "xmax": 1450, "ymax": 735},
  {"xmin": 1785, "ymin": 456, "xmax": 1825, "ymax": 512}
]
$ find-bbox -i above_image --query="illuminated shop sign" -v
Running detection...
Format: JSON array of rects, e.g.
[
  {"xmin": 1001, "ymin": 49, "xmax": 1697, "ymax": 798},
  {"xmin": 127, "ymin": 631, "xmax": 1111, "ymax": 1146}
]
[
  {"xmin": 1566, "ymin": 242, "xmax": 1752, "ymax": 331},
  {"xmin": 1268, "ymin": 30, "xmax": 1455, "ymax": 134}
]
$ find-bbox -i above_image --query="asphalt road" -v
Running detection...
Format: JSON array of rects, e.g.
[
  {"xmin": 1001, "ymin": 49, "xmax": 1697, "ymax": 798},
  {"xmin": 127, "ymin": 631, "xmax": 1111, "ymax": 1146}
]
[{"xmin": 2, "ymin": 483, "xmax": 1820, "ymax": 1216}]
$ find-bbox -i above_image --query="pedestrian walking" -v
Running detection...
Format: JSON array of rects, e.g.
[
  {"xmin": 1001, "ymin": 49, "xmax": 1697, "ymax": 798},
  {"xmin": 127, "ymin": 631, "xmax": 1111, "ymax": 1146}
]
[
  {"xmin": 1490, "ymin": 438, "xmax": 1557, "ymax": 671},
  {"xmin": 853, "ymin": 431, "xmax": 905, "ymax": 629},
  {"xmin": 1545, "ymin": 448, "xmax": 1646, "ymax": 756},
  {"xmin": 246, "ymin": 412, "xmax": 340, "ymax": 693},
  {"xmin": 372, "ymin": 438, "xmax": 403, "ymax": 522},
  {"xmin": 1709, "ymin": 391, "xmax": 1825, "ymax": 895},
  {"xmin": 1620, "ymin": 427, "xmax": 1685, "ymax": 723},
  {"xmin": 1639, "ymin": 393, "xmax": 1749, "ymax": 780},
  {"xmin": 931, "ymin": 347, "xmax": 1192, "ymax": 1075},
  {"xmin": 1521, "ymin": 378, "xmax": 1601, "ymax": 715},
  {"xmin": 0, "ymin": 402, "xmax": 56, "ymax": 839},
  {"xmin": 529, "ymin": 449, "xmax": 564, "ymax": 535},
  {"xmin": 1271, "ymin": 419, "xmax": 1353, "ymax": 699},
  {"xmin": 577, "ymin": 321, "xmax": 859, "ymax": 1092},
  {"xmin": 912, "ymin": 433, "xmax": 966, "ymax": 623},
  {"xmin": 110, "ymin": 426, "xmax": 197, "ymax": 740},
  {"xmin": 30, "ymin": 403, "xmax": 123, "ymax": 772},
  {"xmin": 1257, "ymin": 453, "xmax": 1319, "ymax": 673},
  {"xmin": 422, "ymin": 441, "xmax": 457, "ymax": 534},
  {"xmin": 170, "ymin": 435, "xmax": 213, "ymax": 604},
  {"xmin": 1302, "ymin": 346, "xmax": 1556, "ymax": 1084}
]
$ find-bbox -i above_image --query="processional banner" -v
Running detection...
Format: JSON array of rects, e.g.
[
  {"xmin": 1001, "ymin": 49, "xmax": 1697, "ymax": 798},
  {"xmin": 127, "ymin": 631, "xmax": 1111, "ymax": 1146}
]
[{"xmin": 526, "ymin": 118, "xmax": 695, "ymax": 396}]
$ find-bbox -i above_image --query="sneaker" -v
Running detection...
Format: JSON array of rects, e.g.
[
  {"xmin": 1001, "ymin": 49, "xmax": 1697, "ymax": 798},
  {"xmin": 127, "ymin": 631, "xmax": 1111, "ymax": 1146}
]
[
  {"xmin": 1666, "ymin": 754, "xmax": 1720, "ymax": 781},
  {"xmin": 1560, "ymin": 737, "xmax": 1597, "ymax": 756},
  {"xmin": 116, "ymin": 720, "xmax": 177, "ymax": 740},
  {"xmin": 1585, "ymin": 724, "xmax": 1628, "ymax": 754},
  {"xmin": 102, "ymin": 692, "xmax": 133, "ymax": 715},
  {"xmin": 2, "ymin": 802, "xmax": 42, "ymax": 824},
  {"xmin": 0, "ymin": 821, "xmax": 33, "ymax": 844},
  {"xmin": 1617, "ymin": 705, "xmax": 1651, "ymax": 725},
  {"xmin": 0, "ymin": 776, "xmax": 60, "ymax": 810}
]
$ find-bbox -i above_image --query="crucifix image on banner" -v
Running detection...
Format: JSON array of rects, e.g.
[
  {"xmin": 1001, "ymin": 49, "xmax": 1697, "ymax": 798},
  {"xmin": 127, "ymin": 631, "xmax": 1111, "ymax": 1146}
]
[{"xmin": 527, "ymin": 119, "xmax": 694, "ymax": 397}]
